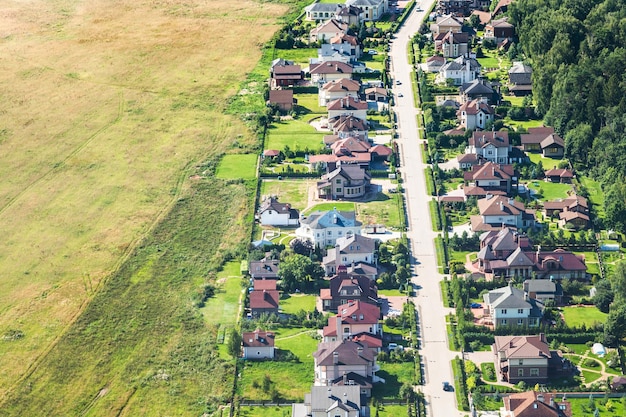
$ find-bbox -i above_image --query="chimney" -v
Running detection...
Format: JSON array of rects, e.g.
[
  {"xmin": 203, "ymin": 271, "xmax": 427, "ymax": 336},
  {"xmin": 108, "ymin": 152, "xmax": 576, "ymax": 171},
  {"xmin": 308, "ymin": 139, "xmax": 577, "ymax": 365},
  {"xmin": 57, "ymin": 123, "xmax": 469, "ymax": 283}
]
[
  {"xmin": 336, "ymin": 315, "xmax": 343, "ymax": 339},
  {"xmin": 537, "ymin": 394, "xmax": 544, "ymax": 403},
  {"xmin": 333, "ymin": 351, "xmax": 339, "ymax": 365},
  {"xmin": 343, "ymin": 373, "xmax": 348, "ymax": 384},
  {"xmin": 524, "ymin": 292, "xmax": 529, "ymax": 301},
  {"xmin": 540, "ymin": 333, "xmax": 546, "ymax": 344},
  {"xmin": 549, "ymin": 396, "xmax": 555, "ymax": 408},
  {"xmin": 255, "ymin": 331, "xmax": 259, "ymax": 340},
  {"xmin": 357, "ymin": 345, "xmax": 364, "ymax": 356}
]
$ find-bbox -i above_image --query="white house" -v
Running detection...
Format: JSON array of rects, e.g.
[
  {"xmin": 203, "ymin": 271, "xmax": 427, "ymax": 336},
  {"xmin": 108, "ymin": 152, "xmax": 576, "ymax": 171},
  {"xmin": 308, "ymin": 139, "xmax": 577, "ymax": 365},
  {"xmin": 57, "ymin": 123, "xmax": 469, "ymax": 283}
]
[
  {"xmin": 292, "ymin": 385, "xmax": 364, "ymax": 417},
  {"xmin": 319, "ymin": 78, "xmax": 361, "ymax": 107},
  {"xmin": 310, "ymin": 61, "xmax": 354, "ymax": 85},
  {"xmin": 322, "ymin": 234, "xmax": 377, "ymax": 275},
  {"xmin": 242, "ymin": 329, "xmax": 275, "ymax": 359},
  {"xmin": 471, "ymin": 195, "xmax": 535, "ymax": 232},
  {"xmin": 436, "ymin": 56, "xmax": 481, "ymax": 86},
  {"xmin": 457, "ymin": 99, "xmax": 494, "ymax": 130},
  {"xmin": 322, "ymin": 301, "xmax": 382, "ymax": 342},
  {"xmin": 305, "ymin": 3, "xmax": 342, "ymax": 22},
  {"xmin": 465, "ymin": 130, "xmax": 511, "ymax": 164},
  {"xmin": 483, "ymin": 281, "xmax": 543, "ymax": 329},
  {"xmin": 309, "ymin": 18, "xmax": 348, "ymax": 43},
  {"xmin": 313, "ymin": 340, "xmax": 378, "ymax": 386},
  {"xmin": 296, "ymin": 208, "xmax": 362, "ymax": 247},
  {"xmin": 327, "ymin": 96, "xmax": 368, "ymax": 121},
  {"xmin": 257, "ymin": 196, "xmax": 299, "ymax": 226}
]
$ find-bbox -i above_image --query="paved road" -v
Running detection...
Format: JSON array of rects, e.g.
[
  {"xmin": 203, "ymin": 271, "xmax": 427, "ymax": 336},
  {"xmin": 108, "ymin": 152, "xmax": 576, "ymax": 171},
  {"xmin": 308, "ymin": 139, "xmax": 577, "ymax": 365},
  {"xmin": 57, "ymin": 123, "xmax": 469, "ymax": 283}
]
[{"xmin": 388, "ymin": 3, "xmax": 467, "ymax": 416}]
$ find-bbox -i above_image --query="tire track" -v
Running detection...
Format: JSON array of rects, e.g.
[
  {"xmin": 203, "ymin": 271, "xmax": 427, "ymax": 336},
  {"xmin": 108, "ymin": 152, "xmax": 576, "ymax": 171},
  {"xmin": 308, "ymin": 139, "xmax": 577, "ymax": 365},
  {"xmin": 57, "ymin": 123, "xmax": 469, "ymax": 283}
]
[{"xmin": 0, "ymin": 91, "xmax": 125, "ymax": 219}]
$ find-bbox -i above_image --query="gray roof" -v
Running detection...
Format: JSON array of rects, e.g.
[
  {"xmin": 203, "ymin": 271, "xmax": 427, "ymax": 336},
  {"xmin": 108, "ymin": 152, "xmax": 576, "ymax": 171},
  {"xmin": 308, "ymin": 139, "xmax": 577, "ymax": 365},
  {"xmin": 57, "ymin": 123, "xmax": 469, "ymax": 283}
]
[
  {"xmin": 484, "ymin": 284, "xmax": 534, "ymax": 309},
  {"xmin": 314, "ymin": 339, "xmax": 375, "ymax": 366},
  {"xmin": 301, "ymin": 209, "xmax": 362, "ymax": 230},
  {"xmin": 506, "ymin": 247, "xmax": 535, "ymax": 267},
  {"xmin": 306, "ymin": 3, "xmax": 342, "ymax": 12},
  {"xmin": 524, "ymin": 279, "xmax": 558, "ymax": 294},
  {"xmin": 322, "ymin": 234, "xmax": 377, "ymax": 266},
  {"xmin": 325, "ymin": 165, "xmax": 371, "ymax": 182},
  {"xmin": 461, "ymin": 79, "xmax": 495, "ymax": 95},
  {"xmin": 347, "ymin": 0, "xmax": 385, "ymax": 7},
  {"xmin": 309, "ymin": 385, "xmax": 361, "ymax": 414}
]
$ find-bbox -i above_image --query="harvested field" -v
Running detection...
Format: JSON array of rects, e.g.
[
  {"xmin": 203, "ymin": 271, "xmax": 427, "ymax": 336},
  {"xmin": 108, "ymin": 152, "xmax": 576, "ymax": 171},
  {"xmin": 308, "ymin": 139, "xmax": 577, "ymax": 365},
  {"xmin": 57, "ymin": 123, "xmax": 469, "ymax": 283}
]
[{"xmin": 0, "ymin": 0, "xmax": 287, "ymax": 410}]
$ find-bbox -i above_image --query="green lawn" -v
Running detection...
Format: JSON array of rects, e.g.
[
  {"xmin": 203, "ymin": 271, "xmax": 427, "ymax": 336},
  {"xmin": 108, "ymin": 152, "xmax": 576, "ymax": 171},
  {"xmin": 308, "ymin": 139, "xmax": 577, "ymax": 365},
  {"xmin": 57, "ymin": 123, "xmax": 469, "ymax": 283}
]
[
  {"xmin": 581, "ymin": 369, "xmax": 602, "ymax": 384},
  {"xmin": 504, "ymin": 118, "xmax": 546, "ymax": 130},
  {"xmin": 239, "ymin": 406, "xmax": 290, "ymax": 417},
  {"xmin": 303, "ymin": 202, "xmax": 355, "ymax": 214},
  {"xmin": 294, "ymin": 93, "xmax": 325, "ymax": 115},
  {"xmin": 373, "ymin": 361, "xmax": 416, "ymax": 399},
  {"xmin": 449, "ymin": 250, "xmax": 472, "ymax": 265},
  {"xmin": 260, "ymin": 179, "xmax": 312, "ymax": 211},
  {"xmin": 238, "ymin": 330, "xmax": 319, "ymax": 400},
  {"xmin": 265, "ymin": 118, "xmax": 326, "ymax": 152},
  {"xmin": 527, "ymin": 152, "xmax": 563, "ymax": 166},
  {"xmin": 526, "ymin": 180, "xmax": 573, "ymax": 201},
  {"xmin": 561, "ymin": 306, "xmax": 607, "ymax": 328},
  {"xmin": 216, "ymin": 154, "xmax": 258, "ymax": 180},
  {"xmin": 580, "ymin": 177, "xmax": 605, "ymax": 218},
  {"xmin": 502, "ymin": 95, "xmax": 525, "ymax": 107},
  {"xmin": 277, "ymin": 48, "xmax": 318, "ymax": 67},
  {"xmin": 379, "ymin": 289, "xmax": 406, "ymax": 297},
  {"xmin": 280, "ymin": 294, "xmax": 317, "ymax": 314},
  {"xmin": 376, "ymin": 405, "xmax": 409, "ymax": 416},
  {"xmin": 562, "ymin": 397, "xmax": 626, "ymax": 416},
  {"xmin": 357, "ymin": 193, "xmax": 403, "ymax": 229}
]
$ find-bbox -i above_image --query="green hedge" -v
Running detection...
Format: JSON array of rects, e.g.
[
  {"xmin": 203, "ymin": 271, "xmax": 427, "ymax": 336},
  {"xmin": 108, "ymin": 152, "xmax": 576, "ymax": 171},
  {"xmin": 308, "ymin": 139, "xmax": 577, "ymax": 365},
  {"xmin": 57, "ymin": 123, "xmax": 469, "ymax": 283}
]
[
  {"xmin": 451, "ymin": 357, "xmax": 470, "ymax": 411},
  {"xmin": 425, "ymin": 167, "xmax": 435, "ymax": 196},
  {"xmin": 434, "ymin": 236, "xmax": 447, "ymax": 271},
  {"xmin": 429, "ymin": 199, "xmax": 442, "ymax": 231}
]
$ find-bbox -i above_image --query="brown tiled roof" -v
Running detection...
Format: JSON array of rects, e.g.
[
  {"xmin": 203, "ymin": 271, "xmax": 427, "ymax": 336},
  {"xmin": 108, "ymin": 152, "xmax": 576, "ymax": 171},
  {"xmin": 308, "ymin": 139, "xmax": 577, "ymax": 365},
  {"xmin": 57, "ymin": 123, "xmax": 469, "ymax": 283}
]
[
  {"xmin": 314, "ymin": 339, "xmax": 376, "ymax": 366},
  {"xmin": 253, "ymin": 279, "xmax": 277, "ymax": 291},
  {"xmin": 463, "ymin": 186, "xmax": 507, "ymax": 197},
  {"xmin": 322, "ymin": 301, "xmax": 380, "ymax": 337},
  {"xmin": 559, "ymin": 211, "xmax": 589, "ymax": 222},
  {"xmin": 457, "ymin": 153, "xmax": 479, "ymax": 163},
  {"xmin": 533, "ymin": 249, "xmax": 587, "ymax": 272},
  {"xmin": 242, "ymin": 329, "xmax": 275, "ymax": 348},
  {"xmin": 264, "ymin": 149, "xmax": 280, "ymax": 157},
  {"xmin": 503, "ymin": 391, "xmax": 571, "ymax": 417},
  {"xmin": 351, "ymin": 333, "xmax": 382, "ymax": 349},
  {"xmin": 268, "ymin": 89, "xmax": 294, "ymax": 105},
  {"xmin": 494, "ymin": 334, "xmax": 551, "ymax": 360},
  {"xmin": 327, "ymin": 96, "xmax": 368, "ymax": 111},
  {"xmin": 478, "ymin": 196, "xmax": 526, "ymax": 216},
  {"xmin": 322, "ymin": 78, "xmax": 361, "ymax": 93},
  {"xmin": 308, "ymin": 152, "xmax": 371, "ymax": 165},
  {"xmin": 540, "ymin": 134, "xmax": 564, "ymax": 149},
  {"xmin": 543, "ymin": 195, "xmax": 588, "ymax": 211},
  {"xmin": 331, "ymin": 137, "xmax": 371, "ymax": 155},
  {"xmin": 464, "ymin": 161, "xmax": 514, "ymax": 181},
  {"xmin": 544, "ymin": 168, "xmax": 573, "ymax": 178},
  {"xmin": 310, "ymin": 61, "xmax": 353, "ymax": 75},
  {"xmin": 369, "ymin": 144, "xmax": 392, "ymax": 156},
  {"xmin": 249, "ymin": 289, "xmax": 279, "ymax": 309},
  {"xmin": 458, "ymin": 99, "xmax": 494, "ymax": 116}
]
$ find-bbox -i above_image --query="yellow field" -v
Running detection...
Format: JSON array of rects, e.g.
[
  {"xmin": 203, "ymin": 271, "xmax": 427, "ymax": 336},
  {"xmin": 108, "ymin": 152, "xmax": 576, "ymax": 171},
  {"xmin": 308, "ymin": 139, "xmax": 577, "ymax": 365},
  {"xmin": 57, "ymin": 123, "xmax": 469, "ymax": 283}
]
[{"xmin": 0, "ymin": 0, "xmax": 286, "ymax": 399}]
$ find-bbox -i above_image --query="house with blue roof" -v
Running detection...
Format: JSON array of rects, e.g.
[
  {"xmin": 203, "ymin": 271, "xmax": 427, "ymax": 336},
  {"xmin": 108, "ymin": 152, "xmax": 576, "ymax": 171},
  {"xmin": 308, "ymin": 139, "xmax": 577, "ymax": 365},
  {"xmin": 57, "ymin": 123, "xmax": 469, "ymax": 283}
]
[{"xmin": 296, "ymin": 208, "xmax": 362, "ymax": 247}]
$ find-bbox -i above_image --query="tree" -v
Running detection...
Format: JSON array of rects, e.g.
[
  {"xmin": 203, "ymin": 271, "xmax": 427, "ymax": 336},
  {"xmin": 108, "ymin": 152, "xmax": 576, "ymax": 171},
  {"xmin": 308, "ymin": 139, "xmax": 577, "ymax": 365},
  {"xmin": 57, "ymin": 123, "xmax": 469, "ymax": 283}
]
[
  {"xmin": 227, "ymin": 327, "xmax": 242, "ymax": 358},
  {"xmin": 604, "ymin": 303, "xmax": 626, "ymax": 347},
  {"xmin": 278, "ymin": 253, "xmax": 324, "ymax": 292},
  {"xmin": 289, "ymin": 238, "xmax": 314, "ymax": 256},
  {"xmin": 593, "ymin": 279, "xmax": 613, "ymax": 313}
]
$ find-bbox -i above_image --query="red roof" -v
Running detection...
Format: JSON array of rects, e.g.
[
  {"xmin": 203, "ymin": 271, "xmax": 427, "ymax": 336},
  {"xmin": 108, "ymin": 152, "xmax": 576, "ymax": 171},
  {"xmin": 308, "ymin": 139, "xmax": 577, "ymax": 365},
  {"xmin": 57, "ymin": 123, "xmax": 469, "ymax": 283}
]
[
  {"xmin": 264, "ymin": 149, "xmax": 280, "ymax": 157},
  {"xmin": 242, "ymin": 329, "xmax": 275, "ymax": 348},
  {"xmin": 253, "ymin": 279, "xmax": 277, "ymax": 291},
  {"xmin": 369, "ymin": 144, "xmax": 392, "ymax": 156},
  {"xmin": 249, "ymin": 289, "xmax": 279, "ymax": 309},
  {"xmin": 310, "ymin": 61, "xmax": 353, "ymax": 75}
]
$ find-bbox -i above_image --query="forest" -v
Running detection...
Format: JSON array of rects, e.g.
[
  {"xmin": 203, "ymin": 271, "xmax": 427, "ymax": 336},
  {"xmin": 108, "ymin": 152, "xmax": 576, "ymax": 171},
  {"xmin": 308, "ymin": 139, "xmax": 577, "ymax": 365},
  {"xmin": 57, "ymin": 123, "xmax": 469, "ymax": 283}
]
[{"xmin": 509, "ymin": 0, "xmax": 626, "ymax": 232}]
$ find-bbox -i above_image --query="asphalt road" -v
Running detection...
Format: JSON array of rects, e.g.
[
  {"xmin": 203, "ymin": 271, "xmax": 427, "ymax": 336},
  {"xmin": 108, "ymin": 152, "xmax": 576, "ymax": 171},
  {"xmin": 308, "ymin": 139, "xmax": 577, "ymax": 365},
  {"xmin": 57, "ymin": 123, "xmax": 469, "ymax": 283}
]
[{"xmin": 388, "ymin": 3, "xmax": 467, "ymax": 416}]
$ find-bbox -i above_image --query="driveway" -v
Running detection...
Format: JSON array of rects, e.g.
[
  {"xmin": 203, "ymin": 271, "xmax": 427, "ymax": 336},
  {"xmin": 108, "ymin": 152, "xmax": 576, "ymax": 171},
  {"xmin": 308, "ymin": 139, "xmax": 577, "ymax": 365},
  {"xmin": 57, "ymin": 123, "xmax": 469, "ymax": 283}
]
[{"xmin": 388, "ymin": 1, "xmax": 466, "ymax": 416}]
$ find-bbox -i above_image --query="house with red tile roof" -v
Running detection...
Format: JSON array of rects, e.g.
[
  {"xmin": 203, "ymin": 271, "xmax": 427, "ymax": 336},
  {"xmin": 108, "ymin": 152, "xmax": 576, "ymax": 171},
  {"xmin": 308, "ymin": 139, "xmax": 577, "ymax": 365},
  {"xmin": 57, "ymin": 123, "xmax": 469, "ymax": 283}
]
[
  {"xmin": 270, "ymin": 59, "xmax": 303, "ymax": 88},
  {"xmin": 463, "ymin": 161, "xmax": 517, "ymax": 197},
  {"xmin": 319, "ymin": 78, "xmax": 361, "ymax": 106},
  {"xmin": 327, "ymin": 96, "xmax": 368, "ymax": 121},
  {"xmin": 322, "ymin": 301, "xmax": 382, "ymax": 343},
  {"xmin": 520, "ymin": 127, "xmax": 565, "ymax": 157},
  {"xmin": 470, "ymin": 195, "xmax": 535, "ymax": 232},
  {"xmin": 320, "ymin": 267, "xmax": 378, "ymax": 312},
  {"xmin": 310, "ymin": 61, "xmax": 353, "ymax": 85},
  {"xmin": 242, "ymin": 329, "xmax": 275, "ymax": 359},
  {"xmin": 457, "ymin": 99, "xmax": 494, "ymax": 130},
  {"xmin": 493, "ymin": 334, "xmax": 571, "ymax": 384},
  {"xmin": 313, "ymin": 339, "xmax": 379, "ymax": 386},
  {"xmin": 544, "ymin": 168, "xmax": 574, "ymax": 184},
  {"xmin": 544, "ymin": 195, "xmax": 590, "ymax": 230},
  {"xmin": 249, "ymin": 289, "xmax": 279, "ymax": 317},
  {"xmin": 501, "ymin": 391, "xmax": 572, "ymax": 417},
  {"xmin": 268, "ymin": 89, "xmax": 295, "ymax": 113}
]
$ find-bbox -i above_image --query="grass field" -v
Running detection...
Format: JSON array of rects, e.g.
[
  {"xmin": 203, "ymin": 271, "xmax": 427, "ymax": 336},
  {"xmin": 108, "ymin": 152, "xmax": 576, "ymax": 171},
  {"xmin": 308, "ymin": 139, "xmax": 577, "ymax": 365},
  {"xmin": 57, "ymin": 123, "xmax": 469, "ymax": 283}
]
[
  {"xmin": 526, "ymin": 180, "xmax": 573, "ymax": 201},
  {"xmin": 260, "ymin": 179, "xmax": 313, "ymax": 210},
  {"xmin": 280, "ymin": 294, "xmax": 317, "ymax": 314},
  {"xmin": 304, "ymin": 202, "xmax": 356, "ymax": 214},
  {"xmin": 0, "ymin": 0, "xmax": 292, "ymax": 413},
  {"xmin": 564, "ymin": 397, "xmax": 626, "ymax": 416},
  {"xmin": 561, "ymin": 306, "xmax": 607, "ymax": 327},
  {"xmin": 238, "ymin": 330, "xmax": 319, "ymax": 400},
  {"xmin": 358, "ymin": 193, "xmax": 403, "ymax": 229},
  {"xmin": 580, "ymin": 177, "xmax": 605, "ymax": 219},
  {"xmin": 265, "ymin": 118, "xmax": 326, "ymax": 152},
  {"xmin": 217, "ymin": 154, "xmax": 259, "ymax": 179}
]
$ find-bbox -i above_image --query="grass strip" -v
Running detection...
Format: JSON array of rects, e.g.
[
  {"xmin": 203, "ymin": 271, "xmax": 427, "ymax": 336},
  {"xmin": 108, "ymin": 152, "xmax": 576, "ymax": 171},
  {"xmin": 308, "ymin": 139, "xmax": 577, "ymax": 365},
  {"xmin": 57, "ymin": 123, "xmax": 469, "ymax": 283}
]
[{"xmin": 429, "ymin": 199, "xmax": 442, "ymax": 231}]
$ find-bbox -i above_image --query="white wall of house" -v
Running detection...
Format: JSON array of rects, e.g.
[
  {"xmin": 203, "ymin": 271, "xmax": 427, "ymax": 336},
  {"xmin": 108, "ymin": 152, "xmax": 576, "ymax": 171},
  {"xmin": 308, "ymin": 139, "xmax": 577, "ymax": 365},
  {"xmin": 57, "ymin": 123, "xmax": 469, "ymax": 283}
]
[
  {"xmin": 243, "ymin": 346, "xmax": 274, "ymax": 360},
  {"xmin": 483, "ymin": 214, "xmax": 518, "ymax": 226},
  {"xmin": 311, "ymin": 72, "xmax": 353, "ymax": 85},
  {"xmin": 296, "ymin": 225, "xmax": 362, "ymax": 247},
  {"xmin": 319, "ymin": 89, "xmax": 359, "ymax": 107},
  {"xmin": 327, "ymin": 108, "xmax": 367, "ymax": 121},
  {"xmin": 259, "ymin": 210, "xmax": 298, "ymax": 226}
]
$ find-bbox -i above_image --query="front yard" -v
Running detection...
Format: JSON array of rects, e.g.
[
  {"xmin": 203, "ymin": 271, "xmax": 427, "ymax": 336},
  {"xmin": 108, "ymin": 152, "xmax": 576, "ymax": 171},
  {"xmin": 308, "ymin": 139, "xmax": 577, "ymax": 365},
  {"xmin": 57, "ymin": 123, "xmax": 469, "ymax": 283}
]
[{"xmin": 561, "ymin": 306, "xmax": 607, "ymax": 328}]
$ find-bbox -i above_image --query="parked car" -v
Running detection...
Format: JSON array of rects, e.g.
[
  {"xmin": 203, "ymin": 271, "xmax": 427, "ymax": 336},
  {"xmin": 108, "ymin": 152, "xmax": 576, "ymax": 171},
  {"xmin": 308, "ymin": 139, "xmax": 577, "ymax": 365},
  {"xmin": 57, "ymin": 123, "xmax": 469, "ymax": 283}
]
[
  {"xmin": 368, "ymin": 49, "xmax": 378, "ymax": 55},
  {"xmin": 443, "ymin": 381, "xmax": 453, "ymax": 391},
  {"xmin": 397, "ymin": 93, "xmax": 403, "ymax": 97},
  {"xmin": 396, "ymin": 80, "xmax": 402, "ymax": 85},
  {"xmin": 470, "ymin": 303, "xmax": 482, "ymax": 309}
]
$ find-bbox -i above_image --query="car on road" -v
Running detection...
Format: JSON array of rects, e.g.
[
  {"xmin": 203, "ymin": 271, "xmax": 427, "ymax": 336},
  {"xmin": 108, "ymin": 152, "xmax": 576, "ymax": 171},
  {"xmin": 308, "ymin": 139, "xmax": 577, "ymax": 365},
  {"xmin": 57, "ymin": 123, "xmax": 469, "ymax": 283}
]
[
  {"xmin": 396, "ymin": 80, "xmax": 402, "ymax": 85},
  {"xmin": 397, "ymin": 93, "xmax": 403, "ymax": 97},
  {"xmin": 442, "ymin": 381, "xmax": 453, "ymax": 391}
]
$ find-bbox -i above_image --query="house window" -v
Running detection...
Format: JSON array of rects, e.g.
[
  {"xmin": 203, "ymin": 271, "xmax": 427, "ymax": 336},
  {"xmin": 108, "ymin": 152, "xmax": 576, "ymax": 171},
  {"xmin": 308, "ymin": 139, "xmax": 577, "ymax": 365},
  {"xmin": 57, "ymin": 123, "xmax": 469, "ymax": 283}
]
[
  {"xmin": 336, "ymin": 187, "xmax": 342, "ymax": 193},
  {"xmin": 517, "ymin": 368, "xmax": 524, "ymax": 377},
  {"xmin": 517, "ymin": 319, "xmax": 523, "ymax": 326},
  {"xmin": 518, "ymin": 309, "xmax": 524, "ymax": 314},
  {"xmin": 500, "ymin": 319, "xmax": 507, "ymax": 325},
  {"xmin": 529, "ymin": 318, "xmax": 539, "ymax": 326},
  {"xmin": 342, "ymin": 257, "xmax": 347, "ymax": 262},
  {"xmin": 530, "ymin": 368, "xmax": 539, "ymax": 377},
  {"xmin": 501, "ymin": 309, "xmax": 507, "ymax": 314},
  {"xmin": 343, "ymin": 327, "xmax": 350, "ymax": 334},
  {"xmin": 336, "ymin": 179, "xmax": 341, "ymax": 184},
  {"xmin": 327, "ymin": 231, "xmax": 332, "ymax": 235},
  {"xmin": 518, "ymin": 359, "xmax": 523, "ymax": 365}
]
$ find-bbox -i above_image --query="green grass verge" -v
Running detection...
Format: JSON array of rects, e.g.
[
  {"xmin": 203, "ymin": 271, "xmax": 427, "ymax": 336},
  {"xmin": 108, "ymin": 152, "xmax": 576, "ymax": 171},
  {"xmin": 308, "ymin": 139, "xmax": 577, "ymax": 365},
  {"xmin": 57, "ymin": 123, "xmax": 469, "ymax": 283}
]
[
  {"xmin": 440, "ymin": 280, "xmax": 451, "ymax": 308},
  {"xmin": 425, "ymin": 167, "xmax": 435, "ymax": 196},
  {"xmin": 217, "ymin": 154, "xmax": 258, "ymax": 180},
  {"xmin": 480, "ymin": 362, "xmax": 497, "ymax": 382},
  {"xmin": 376, "ymin": 404, "xmax": 410, "ymax": 416},
  {"xmin": 429, "ymin": 199, "xmax": 442, "ymax": 231},
  {"xmin": 435, "ymin": 236, "xmax": 447, "ymax": 272},
  {"xmin": 2, "ymin": 180, "xmax": 254, "ymax": 415},
  {"xmin": 561, "ymin": 306, "xmax": 607, "ymax": 328}
]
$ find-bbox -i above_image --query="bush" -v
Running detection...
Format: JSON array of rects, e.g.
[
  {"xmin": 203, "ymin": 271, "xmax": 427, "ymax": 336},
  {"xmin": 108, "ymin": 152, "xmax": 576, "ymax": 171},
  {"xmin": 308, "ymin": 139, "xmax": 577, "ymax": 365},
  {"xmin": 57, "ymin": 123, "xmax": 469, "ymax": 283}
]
[{"xmin": 584, "ymin": 358, "xmax": 600, "ymax": 368}]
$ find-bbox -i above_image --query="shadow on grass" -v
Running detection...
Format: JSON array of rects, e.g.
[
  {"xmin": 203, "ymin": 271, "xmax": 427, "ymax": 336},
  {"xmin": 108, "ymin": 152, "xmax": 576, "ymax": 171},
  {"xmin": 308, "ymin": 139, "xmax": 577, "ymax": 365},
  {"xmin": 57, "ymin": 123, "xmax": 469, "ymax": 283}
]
[{"xmin": 372, "ymin": 370, "xmax": 401, "ymax": 400}]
